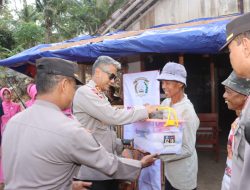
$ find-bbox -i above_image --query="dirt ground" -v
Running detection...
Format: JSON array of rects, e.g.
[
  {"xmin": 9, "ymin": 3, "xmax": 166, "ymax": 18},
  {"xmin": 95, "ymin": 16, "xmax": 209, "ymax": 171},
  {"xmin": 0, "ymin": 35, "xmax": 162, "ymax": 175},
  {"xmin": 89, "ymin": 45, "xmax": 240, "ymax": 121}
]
[
  {"xmin": 197, "ymin": 149, "xmax": 227, "ymax": 190},
  {"xmin": 197, "ymin": 134, "xmax": 228, "ymax": 190}
]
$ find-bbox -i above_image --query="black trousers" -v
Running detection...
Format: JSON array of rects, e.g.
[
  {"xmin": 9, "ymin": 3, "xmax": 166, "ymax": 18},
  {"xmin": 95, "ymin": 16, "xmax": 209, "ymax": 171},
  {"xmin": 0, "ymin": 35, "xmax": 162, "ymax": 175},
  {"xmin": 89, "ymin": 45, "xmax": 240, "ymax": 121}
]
[
  {"xmin": 88, "ymin": 179, "xmax": 119, "ymax": 190},
  {"xmin": 165, "ymin": 177, "xmax": 197, "ymax": 190}
]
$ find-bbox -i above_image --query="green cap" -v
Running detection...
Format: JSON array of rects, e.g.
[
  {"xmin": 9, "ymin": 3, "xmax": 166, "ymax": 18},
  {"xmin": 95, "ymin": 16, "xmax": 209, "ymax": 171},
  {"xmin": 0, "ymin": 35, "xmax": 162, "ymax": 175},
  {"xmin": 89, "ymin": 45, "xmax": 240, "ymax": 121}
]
[{"xmin": 222, "ymin": 71, "xmax": 250, "ymax": 95}]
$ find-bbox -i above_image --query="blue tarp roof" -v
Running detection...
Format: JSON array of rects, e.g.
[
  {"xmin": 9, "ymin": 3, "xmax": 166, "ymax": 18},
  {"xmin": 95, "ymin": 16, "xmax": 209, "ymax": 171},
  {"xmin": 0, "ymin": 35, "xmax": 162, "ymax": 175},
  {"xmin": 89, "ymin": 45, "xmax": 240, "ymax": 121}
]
[{"xmin": 0, "ymin": 15, "xmax": 236, "ymax": 75}]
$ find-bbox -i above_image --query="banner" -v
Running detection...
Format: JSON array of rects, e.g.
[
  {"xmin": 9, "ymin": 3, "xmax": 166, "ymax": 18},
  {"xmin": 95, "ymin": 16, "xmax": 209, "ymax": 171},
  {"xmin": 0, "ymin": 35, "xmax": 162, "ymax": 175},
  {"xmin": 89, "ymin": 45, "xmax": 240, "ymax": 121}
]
[
  {"xmin": 123, "ymin": 70, "xmax": 161, "ymax": 190},
  {"xmin": 123, "ymin": 71, "xmax": 160, "ymax": 138}
]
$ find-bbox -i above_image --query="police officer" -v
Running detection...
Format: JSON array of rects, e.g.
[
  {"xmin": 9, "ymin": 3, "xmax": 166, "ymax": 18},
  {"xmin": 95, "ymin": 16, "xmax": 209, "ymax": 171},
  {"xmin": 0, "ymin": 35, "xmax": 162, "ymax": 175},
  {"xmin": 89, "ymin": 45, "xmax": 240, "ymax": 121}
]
[
  {"xmin": 73, "ymin": 56, "xmax": 158, "ymax": 190},
  {"xmin": 2, "ymin": 57, "xmax": 157, "ymax": 190},
  {"xmin": 220, "ymin": 12, "xmax": 250, "ymax": 190}
]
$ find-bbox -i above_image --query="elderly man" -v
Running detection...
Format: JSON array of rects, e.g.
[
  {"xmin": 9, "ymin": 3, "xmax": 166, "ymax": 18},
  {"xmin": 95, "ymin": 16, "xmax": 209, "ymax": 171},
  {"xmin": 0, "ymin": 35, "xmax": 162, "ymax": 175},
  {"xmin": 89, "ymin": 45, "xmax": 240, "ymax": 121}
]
[
  {"xmin": 2, "ymin": 57, "xmax": 157, "ymax": 190},
  {"xmin": 220, "ymin": 12, "xmax": 250, "ymax": 190},
  {"xmin": 73, "ymin": 56, "xmax": 158, "ymax": 190},
  {"xmin": 221, "ymin": 71, "xmax": 250, "ymax": 190},
  {"xmin": 156, "ymin": 62, "xmax": 199, "ymax": 190}
]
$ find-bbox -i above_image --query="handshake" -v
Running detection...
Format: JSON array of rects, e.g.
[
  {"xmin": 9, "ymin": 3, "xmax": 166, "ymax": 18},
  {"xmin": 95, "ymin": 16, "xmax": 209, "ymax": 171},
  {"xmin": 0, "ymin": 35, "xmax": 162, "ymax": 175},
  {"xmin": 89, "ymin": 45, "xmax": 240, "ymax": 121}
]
[
  {"xmin": 121, "ymin": 139, "xmax": 159, "ymax": 168},
  {"xmin": 140, "ymin": 153, "xmax": 159, "ymax": 168},
  {"xmin": 144, "ymin": 104, "xmax": 159, "ymax": 114}
]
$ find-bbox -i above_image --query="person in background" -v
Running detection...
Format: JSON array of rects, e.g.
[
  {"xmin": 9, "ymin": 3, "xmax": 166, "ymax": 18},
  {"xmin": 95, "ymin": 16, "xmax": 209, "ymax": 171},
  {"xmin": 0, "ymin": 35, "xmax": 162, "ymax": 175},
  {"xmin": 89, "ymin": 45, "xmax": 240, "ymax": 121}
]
[
  {"xmin": 2, "ymin": 57, "xmax": 157, "ymax": 190},
  {"xmin": 106, "ymin": 86, "xmax": 123, "ymax": 105},
  {"xmin": 25, "ymin": 83, "xmax": 73, "ymax": 117},
  {"xmin": 221, "ymin": 71, "xmax": 250, "ymax": 190},
  {"xmin": 0, "ymin": 87, "xmax": 21, "ymax": 190},
  {"xmin": 219, "ymin": 12, "xmax": 250, "ymax": 190},
  {"xmin": 25, "ymin": 83, "xmax": 37, "ymax": 108},
  {"xmin": 0, "ymin": 88, "xmax": 21, "ymax": 133},
  {"xmin": 73, "ymin": 56, "xmax": 158, "ymax": 190},
  {"xmin": 156, "ymin": 62, "xmax": 199, "ymax": 190},
  {"xmin": 0, "ymin": 100, "xmax": 3, "ymax": 190}
]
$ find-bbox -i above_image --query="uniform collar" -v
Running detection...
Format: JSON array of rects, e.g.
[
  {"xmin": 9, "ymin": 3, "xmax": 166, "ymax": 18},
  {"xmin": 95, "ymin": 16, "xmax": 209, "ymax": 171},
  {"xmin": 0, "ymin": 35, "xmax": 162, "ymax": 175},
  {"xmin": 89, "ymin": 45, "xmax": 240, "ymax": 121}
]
[
  {"xmin": 34, "ymin": 100, "xmax": 61, "ymax": 111},
  {"xmin": 88, "ymin": 80, "xmax": 103, "ymax": 94},
  {"xmin": 88, "ymin": 80, "xmax": 96, "ymax": 88}
]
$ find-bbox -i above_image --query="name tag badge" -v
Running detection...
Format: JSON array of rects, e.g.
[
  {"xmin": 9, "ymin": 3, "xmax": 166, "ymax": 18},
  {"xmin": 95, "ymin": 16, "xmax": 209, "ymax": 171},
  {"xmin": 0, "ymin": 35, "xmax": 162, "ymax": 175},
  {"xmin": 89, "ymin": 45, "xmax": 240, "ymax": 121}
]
[{"xmin": 163, "ymin": 134, "xmax": 176, "ymax": 146}]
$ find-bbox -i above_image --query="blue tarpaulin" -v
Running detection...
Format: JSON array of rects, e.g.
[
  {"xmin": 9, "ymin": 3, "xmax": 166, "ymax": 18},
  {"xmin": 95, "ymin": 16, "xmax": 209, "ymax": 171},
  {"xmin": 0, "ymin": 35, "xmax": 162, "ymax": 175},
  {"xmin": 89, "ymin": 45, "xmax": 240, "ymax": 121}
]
[{"xmin": 0, "ymin": 15, "xmax": 236, "ymax": 75}]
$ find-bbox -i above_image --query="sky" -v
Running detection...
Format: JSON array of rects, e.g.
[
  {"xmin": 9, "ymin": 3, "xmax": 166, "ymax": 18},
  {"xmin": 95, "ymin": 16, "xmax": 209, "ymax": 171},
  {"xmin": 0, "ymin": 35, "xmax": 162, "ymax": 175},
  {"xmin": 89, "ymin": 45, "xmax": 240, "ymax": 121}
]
[{"xmin": 8, "ymin": 0, "xmax": 35, "ymax": 11}]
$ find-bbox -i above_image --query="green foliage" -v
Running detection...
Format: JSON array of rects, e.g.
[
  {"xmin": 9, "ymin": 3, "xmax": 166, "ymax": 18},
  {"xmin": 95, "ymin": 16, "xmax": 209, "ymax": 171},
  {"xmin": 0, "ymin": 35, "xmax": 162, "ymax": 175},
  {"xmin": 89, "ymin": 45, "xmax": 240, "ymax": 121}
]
[
  {"xmin": 17, "ymin": 4, "xmax": 42, "ymax": 23},
  {"xmin": 0, "ymin": 0, "xmax": 127, "ymax": 100},
  {"xmin": 0, "ymin": 28, "xmax": 15, "ymax": 50},
  {"xmin": 66, "ymin": 0, "xmax": 107, "ymax": 35},
  {"xmin": 66, "ymin": 0, "xmax": 126, "ymax": 35},
  {"xmin": 0, "ymin": 6, "xmax": 15, "ymax": 30},
  {"xmin": 13, "ymin": 22, "xmax": 45, "ymax": 49},
  {"xmin": 0, "ymin": 0, "xmax": 127, "ymax": 58}
]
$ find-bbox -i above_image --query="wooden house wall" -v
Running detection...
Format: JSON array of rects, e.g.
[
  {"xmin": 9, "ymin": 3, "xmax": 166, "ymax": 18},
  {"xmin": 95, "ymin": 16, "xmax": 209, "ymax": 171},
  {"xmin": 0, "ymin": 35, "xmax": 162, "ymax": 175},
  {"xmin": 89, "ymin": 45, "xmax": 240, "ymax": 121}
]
[
  {"xmin": 127, "ymin": 0, "xmax": 248, "ymax": 30},
  {"xmin": 245, "ymin": 0, "xmax": 250, "ymax": 12}
]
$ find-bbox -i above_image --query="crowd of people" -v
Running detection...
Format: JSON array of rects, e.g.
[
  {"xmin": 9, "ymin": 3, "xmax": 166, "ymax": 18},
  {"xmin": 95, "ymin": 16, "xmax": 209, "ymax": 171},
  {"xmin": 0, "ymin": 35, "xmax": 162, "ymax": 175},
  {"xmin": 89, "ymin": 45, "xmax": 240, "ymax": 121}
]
[{"xmin": 0, "ymin": 12, "xmax": 249, "ymax": 190}]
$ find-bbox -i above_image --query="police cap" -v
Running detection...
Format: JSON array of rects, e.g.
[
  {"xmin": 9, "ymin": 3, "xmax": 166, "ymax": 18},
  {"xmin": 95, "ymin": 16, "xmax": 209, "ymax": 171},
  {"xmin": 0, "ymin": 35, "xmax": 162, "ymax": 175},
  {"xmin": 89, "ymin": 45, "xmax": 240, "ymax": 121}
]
[
  {"xmin": 220, "ymin": 12, "xmax": 250, "ymax": 51},
  {"xmin": 36, "ymin": 57, "xmax": 83, "ymax": 85}
]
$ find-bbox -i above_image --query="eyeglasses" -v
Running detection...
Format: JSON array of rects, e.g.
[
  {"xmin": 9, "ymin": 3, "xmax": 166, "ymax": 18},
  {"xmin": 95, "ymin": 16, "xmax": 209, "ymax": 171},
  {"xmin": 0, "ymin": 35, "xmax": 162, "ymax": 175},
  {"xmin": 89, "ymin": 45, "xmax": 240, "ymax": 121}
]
[{"xmin": 100, "ymin": 68, "xmax": 117, "ymax": 80}]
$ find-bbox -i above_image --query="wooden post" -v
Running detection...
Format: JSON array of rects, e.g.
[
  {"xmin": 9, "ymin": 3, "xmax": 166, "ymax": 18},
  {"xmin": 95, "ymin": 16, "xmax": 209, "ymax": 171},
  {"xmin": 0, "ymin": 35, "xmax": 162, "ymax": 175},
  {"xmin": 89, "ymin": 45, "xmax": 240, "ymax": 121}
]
[
  {"xmin": 119, "ymin": 58, "xmax": 128, "ymax": 100},
  {"xmin": 238, "ymin": 0, "xmax": 244, "ymax": 14},
  {"xmin": 140, "ymin": 54, "xmax": 145, "ymax": 71},
  {"xmin": 178, "ymin": 54, "xmax": 184, "ymax": 65},
  {"xmin": 210, "ymin": 59, "xmax": 216, "ymax": 113},
  {"xmin": 77, "ymin": 64, "xmax": 86, "ymax": 84}
]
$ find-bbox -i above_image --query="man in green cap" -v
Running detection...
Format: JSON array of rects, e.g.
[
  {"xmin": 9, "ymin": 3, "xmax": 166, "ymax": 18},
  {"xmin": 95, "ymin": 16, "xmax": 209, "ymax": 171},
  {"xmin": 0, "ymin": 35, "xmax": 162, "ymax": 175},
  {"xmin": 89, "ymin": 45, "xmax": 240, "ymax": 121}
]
[{"xmin": 221, "ymin": 71, "xmax": 250, "ymax": 190}]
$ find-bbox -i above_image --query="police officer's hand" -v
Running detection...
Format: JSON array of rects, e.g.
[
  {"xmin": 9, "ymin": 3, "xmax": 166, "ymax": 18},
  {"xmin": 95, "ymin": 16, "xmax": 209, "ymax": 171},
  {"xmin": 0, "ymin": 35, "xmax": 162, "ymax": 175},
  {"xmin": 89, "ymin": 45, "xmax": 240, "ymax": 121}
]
[
  {"xmin": 72, "ymin": 181, "xmax": 92, "ymax": 190},
  {"xmin": 144, "ymin": 105, "xmax": 159, "ymax": 114},
  {"xmin": 140, "ymin": 153, "xmax": 158, "ymax": 168}
]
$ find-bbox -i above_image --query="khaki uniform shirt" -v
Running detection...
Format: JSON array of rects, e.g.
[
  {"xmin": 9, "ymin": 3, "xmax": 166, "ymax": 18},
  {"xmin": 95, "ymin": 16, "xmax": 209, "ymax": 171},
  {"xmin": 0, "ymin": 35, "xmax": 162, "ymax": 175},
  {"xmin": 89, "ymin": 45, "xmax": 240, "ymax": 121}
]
[
  {"xmin": 73, "ymin": 80, "xmax": 148, "ymax": 180},
  {"xmin": 229, "ymin": 124, "xmax": 245, "ymax": 190},
  {"xmin": 230, "ymin": 97, "xmax": 250, "ymax": 190},
  {"xmin": 2, "ymin": 100, "xmax": 141, "ymax": 190}
]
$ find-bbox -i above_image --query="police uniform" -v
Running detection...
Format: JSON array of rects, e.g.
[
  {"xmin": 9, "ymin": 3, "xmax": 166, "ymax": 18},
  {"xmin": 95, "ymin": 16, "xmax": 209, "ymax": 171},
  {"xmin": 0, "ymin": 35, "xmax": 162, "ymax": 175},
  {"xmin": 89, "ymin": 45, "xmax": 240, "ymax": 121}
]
[
  {"xmin": 2, "ymin": 57, "xmax": 143, "ymax": 190},
  {"xmin": 232, "ymin": 97, "xmax": 250, "ymax": 190},
  {"xmin": 2, "ymin": 100, "xmax": 142, "ymax": 190},
  {"xmin": 219, "ymin": 12, "xmax": 250, "ymax": 190},
  {"xmin": 73, "ymin": 80, "xmax": 148, "ymax": 182}
]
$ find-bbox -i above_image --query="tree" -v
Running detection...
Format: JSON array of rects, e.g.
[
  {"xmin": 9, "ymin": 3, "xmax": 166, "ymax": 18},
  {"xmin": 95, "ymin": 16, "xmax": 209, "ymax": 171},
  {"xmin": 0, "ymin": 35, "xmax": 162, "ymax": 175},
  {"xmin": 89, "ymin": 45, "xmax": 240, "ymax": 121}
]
[
  {"xmin": 13, "ymin": 22, "xmax": 44, "ymax": 49},
  {"xmin": 0, "ymin": 0, "xmax": 128, "ymax": 104},
  {"xmin": 1, "ymin": 0, "xmax": 127, "ymax": 51},
  {"xmin": 0, "ymin": 6, "xmax": 16, "ymax": 59},
  {"xmin": 66, "ymin": 0, "xmax": 126, "ymax": 35},
  {"xmin": 0, "ymin": 28, "xmax": 15, "ymax": 50},
  {"xmin": 35, "ymin": 0, "xmax": 80, "ymax": 42},
  {"xmin": 0, "ymin": 4, "xmax": 14, "ymax": 30},
  {"xmin": 18, "ymin": 3, "xmax": 42, "ymax": 23},
  {"xmin": 33, "ymin": 0, "xmax": 127, "ymax": 40}
]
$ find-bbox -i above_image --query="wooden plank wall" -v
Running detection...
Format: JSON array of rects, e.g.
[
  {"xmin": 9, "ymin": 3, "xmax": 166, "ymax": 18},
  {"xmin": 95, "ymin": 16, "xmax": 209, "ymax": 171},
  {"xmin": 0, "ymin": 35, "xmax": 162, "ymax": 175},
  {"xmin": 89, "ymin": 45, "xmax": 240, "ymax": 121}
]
[
  {"xmin": 244, "ymin": 0, "xmax": 250, "ymax": 12},
  {"xmin": 128, "ymin": 0, "xmax": 244, "ymax": 30}
]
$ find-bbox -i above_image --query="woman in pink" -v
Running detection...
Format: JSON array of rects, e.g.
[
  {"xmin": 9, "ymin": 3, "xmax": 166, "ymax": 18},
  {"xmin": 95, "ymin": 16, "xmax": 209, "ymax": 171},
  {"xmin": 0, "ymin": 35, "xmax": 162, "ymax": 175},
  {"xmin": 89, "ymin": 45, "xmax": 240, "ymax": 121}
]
[
  {"xmin": 0, "ymin": 88, "xmax": 21, "ymax": 133},
  {"xmin": 0, "ymin": 87, "xmax": 21, "ymax": 188},
  {"xmin": 25, "ymin": 83, "xmax": 73, "ymax": 117},
  {"xmin": 25, "ymin": 83, "xmax": 37, "ymax": 108}
]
